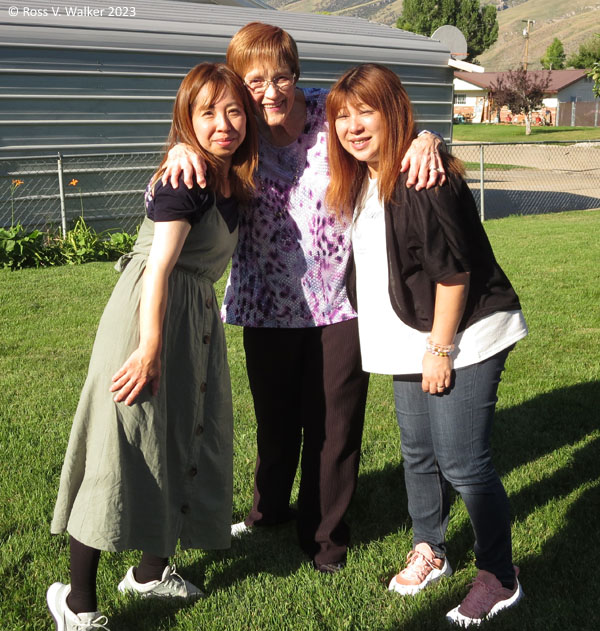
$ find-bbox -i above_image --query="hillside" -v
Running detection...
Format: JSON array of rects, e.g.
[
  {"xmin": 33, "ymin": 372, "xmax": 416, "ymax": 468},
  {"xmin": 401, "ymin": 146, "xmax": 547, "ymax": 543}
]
[
  {"xmin": 477, "ymin": 0, "xmax": 600, "ymax": 70},
  {"xmin": 266, "ymin": 0, "xmax": 600, "ymax": 70},
  {"xmin": 267, "ymin": 0, "xmax": 404, "ymax": 25}
]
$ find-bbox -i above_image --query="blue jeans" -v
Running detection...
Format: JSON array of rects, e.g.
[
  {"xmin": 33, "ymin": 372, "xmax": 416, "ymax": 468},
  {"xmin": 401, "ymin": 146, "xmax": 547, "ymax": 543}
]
[{"xmin": 392, "ymin": 347, "xmax": 515, "ymax": 586}]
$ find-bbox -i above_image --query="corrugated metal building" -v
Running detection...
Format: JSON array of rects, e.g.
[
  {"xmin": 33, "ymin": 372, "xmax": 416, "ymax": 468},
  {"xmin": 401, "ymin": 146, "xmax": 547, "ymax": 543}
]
[
  {"xmin": 0, "ymin": 0, "xmax": 453, "ymax": 229},
  {"xmin": 1, "ymin": 0, "xmax": 453, "ymax": 152}
]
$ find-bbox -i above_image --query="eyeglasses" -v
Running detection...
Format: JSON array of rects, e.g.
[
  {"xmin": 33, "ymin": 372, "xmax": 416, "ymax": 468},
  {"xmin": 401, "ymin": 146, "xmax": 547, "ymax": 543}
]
[{"xmin": 244, "ymin": 73, "xmax": 296, "ymax": 94}]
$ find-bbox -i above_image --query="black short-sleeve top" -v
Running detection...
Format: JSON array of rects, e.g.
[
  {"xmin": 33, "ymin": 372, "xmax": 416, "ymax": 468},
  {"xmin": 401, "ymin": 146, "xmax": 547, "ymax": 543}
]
[{"xmin": 145, "ymin": 177, "xmax": 238, "ymax": 233}]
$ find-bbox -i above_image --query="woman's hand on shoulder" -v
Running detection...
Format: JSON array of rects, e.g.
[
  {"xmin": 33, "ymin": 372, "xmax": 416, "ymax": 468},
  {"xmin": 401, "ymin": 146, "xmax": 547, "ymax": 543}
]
[
  {"xmin": 401, "ymin": 132, "xmax": 446, "ymax": 191},
  {"xmin": 421, "ymin": 352, "xmax": 452, "ymax": 395},
  {"xmin": 110, "ymin": 346, "xmax": 161, "ymax": 406},
  {"xmin": 162, "ymin": 143, "xmax": 207, "ymax": 190}
]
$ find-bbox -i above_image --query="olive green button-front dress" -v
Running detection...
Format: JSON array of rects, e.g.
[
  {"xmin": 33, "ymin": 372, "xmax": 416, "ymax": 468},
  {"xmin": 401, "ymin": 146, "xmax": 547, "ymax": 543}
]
[{"xmin": 51, "ymin": 200, "xmax": 237, "ymax": 557}]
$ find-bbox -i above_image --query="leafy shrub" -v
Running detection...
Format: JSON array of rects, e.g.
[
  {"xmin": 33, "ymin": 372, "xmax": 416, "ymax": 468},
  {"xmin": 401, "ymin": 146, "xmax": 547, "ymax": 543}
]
[
  {"xmin": 106, "ymin": 229, "xmax": 137, "ymax": 257},
  {"xmin": 60, "ymin": 217, "xmax": 109, "ymax": 265},
  {"xmin": 0, "ymin": 224, "xmax": 61, "ymax": 270},
  {"xmin": 0, "ymin": 218, "xmax": 138, "ymax": 270}
]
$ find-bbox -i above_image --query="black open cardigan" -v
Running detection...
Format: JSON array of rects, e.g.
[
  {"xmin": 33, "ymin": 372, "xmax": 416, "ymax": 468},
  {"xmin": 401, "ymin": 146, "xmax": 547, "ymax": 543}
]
[{"xmin": 345, "ymin": 171, "xmax": 522, "ymax": 333}]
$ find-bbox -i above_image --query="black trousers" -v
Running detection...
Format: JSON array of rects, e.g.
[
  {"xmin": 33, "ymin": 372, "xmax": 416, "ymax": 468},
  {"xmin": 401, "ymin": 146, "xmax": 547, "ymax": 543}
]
[{"xmin": 243, "ymin": 318, "xmax": 370, "ymax": 565}]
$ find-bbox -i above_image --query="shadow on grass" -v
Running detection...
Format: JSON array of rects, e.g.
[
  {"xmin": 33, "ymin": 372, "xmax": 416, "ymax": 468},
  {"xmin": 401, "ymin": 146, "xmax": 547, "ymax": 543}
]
[
  {"xmin": 378, "ymin": 446, "xmax": 600, "ymax": 631},
  {"xmin": 351, "ymin": 380, "xmax": 600, "ymax": 540},
  {"xmin": 107, "ymin": 381, "xmax": 600, "ymax": 630},
  {"xmin": 462, "ymin": 186, "xmax": 600, "ymax": 219},
  {"xmin": 373, "ymin": 380, "xmax": 600, "ymax": 631}
]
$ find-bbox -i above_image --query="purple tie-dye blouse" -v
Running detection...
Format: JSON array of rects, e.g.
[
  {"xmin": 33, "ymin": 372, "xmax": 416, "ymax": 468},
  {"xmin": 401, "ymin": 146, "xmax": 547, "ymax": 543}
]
[{"xmin": 221, "ymin": 88, "xmax": 357, "ymax": 328}]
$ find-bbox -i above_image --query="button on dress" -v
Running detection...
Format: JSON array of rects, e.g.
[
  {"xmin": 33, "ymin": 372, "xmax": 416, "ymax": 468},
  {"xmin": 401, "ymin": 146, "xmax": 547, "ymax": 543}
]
[{"xmin": 51, "ymin": 198, "xmax": 237, "ymax": 557}]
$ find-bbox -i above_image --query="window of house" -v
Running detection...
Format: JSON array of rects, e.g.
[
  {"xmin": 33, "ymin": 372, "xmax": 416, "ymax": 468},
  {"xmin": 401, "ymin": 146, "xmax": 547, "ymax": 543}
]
[{"xmin": 454, "ymin": 94, "xmax": 467, "ymax": 105}]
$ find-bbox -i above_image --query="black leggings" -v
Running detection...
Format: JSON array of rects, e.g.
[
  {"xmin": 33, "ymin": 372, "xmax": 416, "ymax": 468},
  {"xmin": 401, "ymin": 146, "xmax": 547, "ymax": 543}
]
[{"xmin": 67, "ymin": 536, "xmax": 168, "ymax": 614}]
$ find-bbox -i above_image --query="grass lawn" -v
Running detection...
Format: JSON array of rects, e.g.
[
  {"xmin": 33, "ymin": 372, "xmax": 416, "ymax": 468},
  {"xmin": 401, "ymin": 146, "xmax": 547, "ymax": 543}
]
[
  {"xmin": 1, "ymin": 210, "xmax": 599, "ymax": 630},
  {"xmin": 452, "ymin": 125, "xmax": 600, "ymax": 144},
  {"xmin": 462, "ymin": 162, "xmax": 532, "ymax": 171}
]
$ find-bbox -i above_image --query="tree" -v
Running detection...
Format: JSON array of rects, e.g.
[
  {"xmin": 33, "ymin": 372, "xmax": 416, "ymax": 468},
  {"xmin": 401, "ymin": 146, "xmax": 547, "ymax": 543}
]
[
  {"xmin": 395, "ymin": 0, "xmax": 498, "ymax": 60},
  {"xmin": 589, "ymin": 62, "xmax": 600, "ymax": 98},
  {"xmin": 490, "ymin": 68, "xmax": 551, "ymax": 135},
  {"xmin": 567, "ymin": 35, "xmax": 600, "ymax": 68},
  {"xmin": 541, "ymin": 38, "xmax": 566, "ymax": 70}
]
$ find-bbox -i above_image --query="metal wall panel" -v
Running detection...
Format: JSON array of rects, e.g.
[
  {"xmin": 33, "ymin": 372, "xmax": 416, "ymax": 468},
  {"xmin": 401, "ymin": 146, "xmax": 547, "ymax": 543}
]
[{"xmin": 0, "ymin": 0, "xmax": 453, "ymax": 154}]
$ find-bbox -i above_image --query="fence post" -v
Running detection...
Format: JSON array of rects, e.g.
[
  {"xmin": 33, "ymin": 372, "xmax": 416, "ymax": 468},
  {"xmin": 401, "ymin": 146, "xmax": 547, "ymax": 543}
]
[
  {"xmin": 570, "ymin": 101, "xmax": 576, "ymax": 127},
  {"xmin": 595, "ymin": 100, "xmax": 598, "ymax": 128},
  {"xmin": 479, "ymin": 144, "xmax": 485, "ymax": 222},
  {"xmin": 57, "ymin": 152, "xmax": 67, "ymax": 237}
]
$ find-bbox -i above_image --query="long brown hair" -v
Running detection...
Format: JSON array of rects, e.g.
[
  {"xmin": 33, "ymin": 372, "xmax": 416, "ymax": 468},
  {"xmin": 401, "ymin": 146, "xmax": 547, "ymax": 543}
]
[
  {"xmin": 326, "ymin": 64, "xmax": 462, "ymax": 219},
  {"xmin": 226, "ymin": 22, "xmax": 300, "ymax": 80},
  {"xmin": 153, "ymin": 63, "xmax": 258, "ymax": 201}
]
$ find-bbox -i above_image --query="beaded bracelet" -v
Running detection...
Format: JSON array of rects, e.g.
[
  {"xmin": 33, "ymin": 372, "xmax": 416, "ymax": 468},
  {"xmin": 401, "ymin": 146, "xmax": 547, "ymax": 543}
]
[{"xmin": 426, "ymin": 337, "xmax": 455, "ymax": 357}]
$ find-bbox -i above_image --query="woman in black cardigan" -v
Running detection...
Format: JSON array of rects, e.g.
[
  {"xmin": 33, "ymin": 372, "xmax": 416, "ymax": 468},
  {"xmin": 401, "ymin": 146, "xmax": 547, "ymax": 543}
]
[{"xmin": 325, "ymin": 64, "xmax": 528, "ymax": 627}]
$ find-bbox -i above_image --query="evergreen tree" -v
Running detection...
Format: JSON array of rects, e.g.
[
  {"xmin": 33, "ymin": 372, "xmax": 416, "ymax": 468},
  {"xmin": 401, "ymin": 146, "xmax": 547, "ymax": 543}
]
[
  {"xmin": 567, "ymin": 35, "xmax": 600, "ymax": 69},
  {"xmin": 395, "ymin": 0, "xmax": 498, "ymax": 60},
  {"xmin": 541, "ymin": 38, "xmax": 566, "ymax": 70}
]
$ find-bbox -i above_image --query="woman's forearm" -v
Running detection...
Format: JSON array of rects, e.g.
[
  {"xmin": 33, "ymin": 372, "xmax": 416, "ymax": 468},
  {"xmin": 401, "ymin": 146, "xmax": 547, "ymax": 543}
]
[
  {"xmin": 110, "ymin": 220, "xmax": 191, "ymax": 405},
  {"xmin": 421, "ymin": 273, "xmax": 470, "ymax": 394},
  {"xmin": 429, "ymin": 273, "xmax": 470, "ymax": 345},
  {"xmin": 138, "ymin": 260, "xmax": 169, "ymax": 357},
  {"xmin": 138, "ymin": 220, "xmax": 191, "ymax": 353}
]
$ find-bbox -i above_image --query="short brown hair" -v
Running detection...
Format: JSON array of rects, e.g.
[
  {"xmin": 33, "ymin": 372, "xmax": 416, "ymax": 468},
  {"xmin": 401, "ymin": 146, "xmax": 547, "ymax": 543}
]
[
  {"xmin": 154, "ymin": 63, "xmax": 258, "ymax": 202},
  {"xmin": 226, "ymin": 22, "xmax": 300, "ymax": 80}
]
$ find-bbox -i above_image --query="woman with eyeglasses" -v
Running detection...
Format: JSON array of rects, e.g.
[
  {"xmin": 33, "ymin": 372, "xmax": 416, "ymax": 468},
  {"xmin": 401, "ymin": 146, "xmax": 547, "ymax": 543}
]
[{"xmin": 163, "ymin": 22, "xmax": 446, "ymax": 573}]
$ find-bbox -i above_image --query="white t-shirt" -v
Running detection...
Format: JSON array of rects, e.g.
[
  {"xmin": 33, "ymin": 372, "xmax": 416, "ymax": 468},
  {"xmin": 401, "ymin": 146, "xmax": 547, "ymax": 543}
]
[{"xmin": 352, "ymin": 177, "xmax": 528, "ymax": 376}]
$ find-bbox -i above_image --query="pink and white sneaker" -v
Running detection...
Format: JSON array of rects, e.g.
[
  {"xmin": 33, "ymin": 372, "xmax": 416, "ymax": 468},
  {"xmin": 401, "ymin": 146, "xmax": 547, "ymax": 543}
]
[
  {"xmin": 388, "ymin": 542, "xmax": 452, "ymax": 595},
  {"xmin": 446, "ymin": 566, "xmax": 524, "ymax": 627}
]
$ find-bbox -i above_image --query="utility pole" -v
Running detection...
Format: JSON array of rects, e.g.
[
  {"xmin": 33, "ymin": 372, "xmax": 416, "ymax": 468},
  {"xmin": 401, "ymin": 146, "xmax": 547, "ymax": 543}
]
[{"xmin": 522, "ymin": 19, "xmax": 535, "ymax": 70}]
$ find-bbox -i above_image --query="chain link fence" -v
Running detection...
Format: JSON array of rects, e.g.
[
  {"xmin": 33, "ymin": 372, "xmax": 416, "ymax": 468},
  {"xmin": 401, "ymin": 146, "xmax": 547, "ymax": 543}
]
[
  {"xmin": 449, "ymin": 140, "xmax": 600, "ymax": 220},
  {"xmin": 1, "ymin": 151, "xmax": 161, "ymax": 235},
  {"xmin": 1, "ymin": 141, "xmax": 600, "ymax": 233}
]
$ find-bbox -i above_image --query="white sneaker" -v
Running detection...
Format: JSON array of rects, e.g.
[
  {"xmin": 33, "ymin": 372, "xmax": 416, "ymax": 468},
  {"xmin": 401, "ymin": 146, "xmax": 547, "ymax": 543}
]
[
  {"xmin": 118, "ymin": 564, "xmax": 203, "ymax": 600},
  {"xmin": 231, "ymin": 521, "xmax": 253, "ymax": 537},
  {"xmin": 46, "ymin": 583, "xmax": 110, "ymax": 631},
  {"xmin": 388, "ymin": 542, "xmax": 452, "ymax": 596}
]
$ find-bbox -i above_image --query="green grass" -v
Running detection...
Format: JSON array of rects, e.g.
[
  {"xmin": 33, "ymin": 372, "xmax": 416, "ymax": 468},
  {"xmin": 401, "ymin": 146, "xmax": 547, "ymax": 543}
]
[
  {"xmin": 452, "ymin": 125, "xmax": 600, "ymax": 144},
  {"xmin": 462, "ymin": 162, "xmax": 533, "ymax": 171},
  {"xmin": 1, "ymin": 210, "xmax": 600, "ymax": 630}
]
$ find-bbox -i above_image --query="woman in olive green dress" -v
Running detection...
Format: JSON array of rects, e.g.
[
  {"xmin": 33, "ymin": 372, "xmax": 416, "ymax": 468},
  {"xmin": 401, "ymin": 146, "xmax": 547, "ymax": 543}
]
[{"xmin": 47, "ymin": 63, "xmax": 258, "ymax": 631}]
